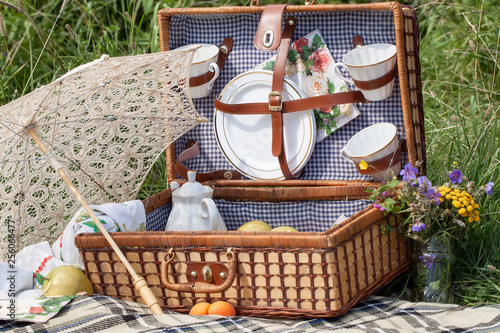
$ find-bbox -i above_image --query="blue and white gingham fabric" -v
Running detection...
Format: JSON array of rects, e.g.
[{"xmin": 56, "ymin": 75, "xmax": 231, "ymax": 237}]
[
  {"xmin": 146, "ymin": 203, "xmax": 171, "ymax": 231},
  {"xmin": 147, "ymin": 9, "xmax": 407, "ymax": 232}
]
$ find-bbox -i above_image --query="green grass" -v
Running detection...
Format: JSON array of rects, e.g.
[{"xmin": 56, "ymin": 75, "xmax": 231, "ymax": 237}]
[
  {"xmin": 1, "ymin": 0, "xmax": 499, "ymax": 305},
  {"xmin": 414, "ymin": 0, "xmax": 500, "ymax": 304}
]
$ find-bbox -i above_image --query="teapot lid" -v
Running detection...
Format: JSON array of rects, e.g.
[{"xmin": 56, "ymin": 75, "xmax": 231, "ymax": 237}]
[{"xmin": 174, "ymin": 171, "xmax": 208, "ymax": 196}]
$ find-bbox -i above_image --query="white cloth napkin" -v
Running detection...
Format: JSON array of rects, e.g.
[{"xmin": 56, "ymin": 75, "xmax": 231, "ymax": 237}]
[
  {"xmin": 51, "ymin": 200, "xmax": 146, "ymax": 268},
  {"xmin": 14, "ymin": 241, "xmax": 69, "ymax": 289},
  {"xmin": 0, "ymin": 263, "xmax": 34, "ymax": 299}
]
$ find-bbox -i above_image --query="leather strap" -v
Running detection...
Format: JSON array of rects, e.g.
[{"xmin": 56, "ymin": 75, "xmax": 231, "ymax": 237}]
[
  {"xmin": 175, "ymin": 140, "xmax": 242, "ymax": 181},
  {"xmin": 270, "ymin": 16, "xmax": 296, "ymax": 179},
  {"xmin": 189, "ymin": 37, "xmax": 234, "ymax": 87},
  {"xmin": 352, "ymin": 35, "xmax": 365, "ymax": 48},
  {"xmin": 214, "ymin": 91, "xmax": 366, "ymax": 115},
  {"xmin": 355, "ymin": 141, "xmax": 402, "ymax": 175},
  {"xmin": 254, "ymin": 4, "xmax": 289, "ymax": 51},
  {"xmin": 351, "ymin": 64, "xmax": 397, "ymax": 91},
  {"xmin": 271, "ymin": 16, "xmax": 295, "ymax": 157}
]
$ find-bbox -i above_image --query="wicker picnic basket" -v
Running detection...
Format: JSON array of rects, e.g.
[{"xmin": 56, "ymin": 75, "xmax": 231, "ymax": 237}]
[{"xmin": 75, "ymin": 1, "xmax": 425, "ymax": 318}]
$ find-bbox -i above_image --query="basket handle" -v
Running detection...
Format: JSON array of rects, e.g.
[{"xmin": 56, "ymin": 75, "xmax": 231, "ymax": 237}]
[
  {"xmin": 250, "ymin": 0, "xmax": 316, "ymax": 5},
  {"xmin": 161, "ymin": 248, "xmax": 238, "ymax": 293}
]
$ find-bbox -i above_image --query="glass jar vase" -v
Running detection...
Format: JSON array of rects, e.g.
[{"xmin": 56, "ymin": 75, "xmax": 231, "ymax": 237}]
[{"xmin": 411, "ymin": 237, "xmax": 454, "ymax": 303}]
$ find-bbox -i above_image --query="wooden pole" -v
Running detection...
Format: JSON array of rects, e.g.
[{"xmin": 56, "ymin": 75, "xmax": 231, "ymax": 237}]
[{"xmin": 27, "ymin": 128, "xmax": 163, "ymax": 315}]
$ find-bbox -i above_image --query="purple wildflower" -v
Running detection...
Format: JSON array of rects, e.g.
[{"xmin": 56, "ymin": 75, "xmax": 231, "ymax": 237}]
[
  {"xmin": 417, "ymin": 176, "xmax": 432, "ymax": 193},
  {"xmin": 400, "ymin": 163, "xmax": 419, "ymax": 182},
  {"xmin": 449, "ymin": 169, "xmax": 463, "ymax": 184},
  {"xmin": 382, "ymin": 191, "xmax": 388, "ymax": 198},
  {"xmin": 486, "ymin": 181, "xmax": 494, "ymax": 196},
  {"xmin": 425, "ymin": 187, "xmax": 442, "ymax": 205},
  {"xmin": 419, "ymin": 254, "xmax": 435, "ymax": 269},
  {"xmin": 374, "ymin": 203, "xmax": 381, "ymax": 209},
  {"xmin": 412, "ymin": 222, "xmax": 427, "ymax": 232},
  {"xmin": 417, "ymin": 176, "xmax": 431, "ymax": 187}
]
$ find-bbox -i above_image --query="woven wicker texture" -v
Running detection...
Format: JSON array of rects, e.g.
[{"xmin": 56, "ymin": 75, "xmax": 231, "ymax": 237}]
[{"xmin": 77, "ymin": 212, "xmax": 409, "ymax": 318}]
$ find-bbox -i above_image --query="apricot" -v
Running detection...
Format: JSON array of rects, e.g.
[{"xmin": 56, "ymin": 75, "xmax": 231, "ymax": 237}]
[
  {"xmin": 189, "ymin": 302, "xmax": 211, "ymax": 316},
  {"xmin": 208, "ymin": 301, "xmax": 236, "ymax": 317}
]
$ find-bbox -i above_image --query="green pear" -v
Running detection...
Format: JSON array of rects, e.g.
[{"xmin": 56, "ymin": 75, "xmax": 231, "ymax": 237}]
[
  {"xmin": 43, "ymin": 265, "xmax": 94, "ymax": 296},
  {"xmin": 271, "ymin": 226, "xmax": 299, "ymax": 232},
  {"xmin": 237, "ymin": 220, "xmax": 272, "ymax": 231}
]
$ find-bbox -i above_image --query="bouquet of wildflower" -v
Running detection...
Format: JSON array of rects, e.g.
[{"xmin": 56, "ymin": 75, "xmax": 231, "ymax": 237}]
[
  {"xmin": 368, "ymin": 163, "xmax": 494, "ymax": 303},
  {"xmin": 368, "ymin": 162, "xmax": 494, "ymax": 243}
]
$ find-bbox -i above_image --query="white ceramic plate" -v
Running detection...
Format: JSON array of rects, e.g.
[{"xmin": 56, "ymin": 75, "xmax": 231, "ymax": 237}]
[{"xmin": 214, "ymin": 70, "xmax": 316, "ymax": 180}]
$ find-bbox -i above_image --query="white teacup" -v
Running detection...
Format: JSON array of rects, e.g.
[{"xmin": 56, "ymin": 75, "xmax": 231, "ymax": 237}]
[
  {"xmin": 333, "ymin": 43, "xmax": 397, "ymax": 101},
  {"xmin": 176, "ymin": 44, "xmax": 220, "ymax": 98},
  {"xmin": 340, "ymin": 123, "xmax": 401, "ymax": 181}
]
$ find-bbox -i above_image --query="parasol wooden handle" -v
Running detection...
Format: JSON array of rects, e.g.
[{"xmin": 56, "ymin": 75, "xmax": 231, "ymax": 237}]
[{"xmin": 27, "ymin": 128, "xmax": 163, "ymax": 315}]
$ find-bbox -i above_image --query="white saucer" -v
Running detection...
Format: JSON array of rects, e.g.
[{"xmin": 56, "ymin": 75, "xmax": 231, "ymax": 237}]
[{"xmin": 214, "ymin": 70, "xmax": 316, "ymax": 180}]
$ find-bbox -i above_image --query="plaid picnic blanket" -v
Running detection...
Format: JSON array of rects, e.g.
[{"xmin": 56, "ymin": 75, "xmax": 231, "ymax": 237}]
[{"xmin": 2, "ymin": 294, "xmax": 500, "ymax": 332}]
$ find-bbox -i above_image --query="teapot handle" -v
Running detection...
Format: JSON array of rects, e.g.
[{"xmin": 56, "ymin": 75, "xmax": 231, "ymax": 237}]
[{"xmin": 201, "ymin": 198, "xmax": 227, "ymax": 231}]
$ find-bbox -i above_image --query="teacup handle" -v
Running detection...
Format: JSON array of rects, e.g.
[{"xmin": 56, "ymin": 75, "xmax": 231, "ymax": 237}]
[
  {"xmin": 208, "ymin": 62, "xmax": 220, "ymax": 85},
  {"xmin": 333, "ymin": 62, "xmax": 354, "ymax": 85},
  {"xmin": 340, "ymin": 147, "xmax": 354, "ymax": 164}
]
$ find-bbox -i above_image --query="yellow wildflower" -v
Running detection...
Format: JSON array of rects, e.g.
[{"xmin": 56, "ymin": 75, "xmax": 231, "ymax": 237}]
[
  {"xmin": 359, "ymin": 160, "xmax": 368, "ymax": 170},
  {"xmin": 452, "ymin": 200, "xmax": 462, "ymax": 208},
  {"xmin": 474, "ymin": 216, "xmax": 480, "ymax": 222}
]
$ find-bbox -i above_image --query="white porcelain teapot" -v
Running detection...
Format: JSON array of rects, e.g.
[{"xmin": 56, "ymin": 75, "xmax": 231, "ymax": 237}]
[{"xmin": 165, "ymin": 171, "xmax": 226, "ymax": 231}]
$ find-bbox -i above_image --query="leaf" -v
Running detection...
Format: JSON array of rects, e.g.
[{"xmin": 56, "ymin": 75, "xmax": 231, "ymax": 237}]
[
  {"xmin": 302, "ymin": 46, "xmax": 313, "ymax": 59},
  {"xmin": 327, "ymin": 79, "xmax": 335, "ymax": 94},
  {"xmin": 263, "ymin": 61, "xmax": 275, "ymax": 71},
  {"xmin": 390, "ymin": 179, "xmax": 401, "ymax": 187},
  {"xmin": 392, "ymin": 206, "xmax": 402, "ymax": 213},
  {"xmin": 35, "ymin": 273, "xmax": 45, "ymax": 286},
  {"xmin": 332, "ymin": 106, "xmax": 341, "ymax": 118},
  {"xmin": 384, "ymin": 197, "xmax": 398, "ymax": 208},
  {"xmin": 305, "ymin": 59, "xmax": 315, "ymax": 70},
  {"xmin": 312, "ymin": 34, "xmax": 323, "ymax": 49},
  {"xmin": 287, "ymin": 50, "xmax": 297, "ymax": 63},
  {"xmin": 81, "ymin": 219, "xmax": 106, "ymax": 233}
]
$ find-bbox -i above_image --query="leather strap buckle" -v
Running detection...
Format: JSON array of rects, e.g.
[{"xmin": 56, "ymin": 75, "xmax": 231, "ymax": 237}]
[{"xmin": 268, "ymin": 91, "xmax": 282, "ymax": 111}]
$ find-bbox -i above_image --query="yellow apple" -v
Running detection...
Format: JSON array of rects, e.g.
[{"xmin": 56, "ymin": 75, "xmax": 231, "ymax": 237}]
[
  {"xmin": 271, "ymin": 226, "xmax": 298, "ymax": 232},
  {"xmin": 237, "ymin": 220, "xmax": 272, "ymax": 231},
  {"xmin": 43, "ymin": 265, "xmax": 94, "ymax": 296}
]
